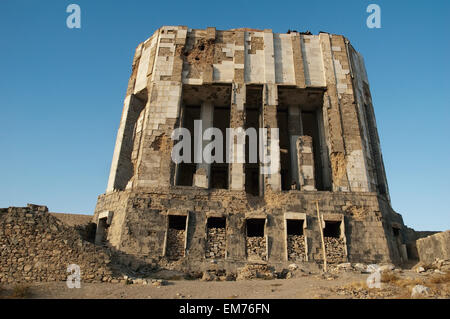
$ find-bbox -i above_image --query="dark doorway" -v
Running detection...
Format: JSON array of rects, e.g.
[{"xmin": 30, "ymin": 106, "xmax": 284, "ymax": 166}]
[
  {"xmin": 245, "ymin": 86, "xmax": 263, "ymax": 196},
  {"xmin": 206, "ymin": 217, "xmax": 226, "ymax": 259},
  {"xmin": 276, "ymin": 106, "xmax": 291, "ymax": 191},
  {"xmin": 176, "ymin": 105, "xmax": 200, "ymax": 186},
  {"xmin": 302, "ymin": 111, "xmax": 325, "ymax": 190}
]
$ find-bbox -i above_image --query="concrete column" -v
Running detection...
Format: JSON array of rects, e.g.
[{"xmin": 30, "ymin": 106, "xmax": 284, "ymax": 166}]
[
  {"xmin": 297, "ymin": 136, "xmax": 316, "ymax": 191},
  {"xmin": 229, "ymin": 83, "xmax": 246, "ymax": 191},
  {"xmin": 319, "ymin": 33, "xmax": 349, "ymax": 192},
  {"xmin": 193, "ymin": 101, "xmax": 214, "ymax": 188},
  {"xmin": 106, "ymin": 95, "xmax": 145, "ymax": 193},
  {"xmin": 262, "ymin": 84, "xmax": 281, "ymax": 192},
  {"xmin": 288, "ymin": 105, "xmax": 302, "ymax": 188}
]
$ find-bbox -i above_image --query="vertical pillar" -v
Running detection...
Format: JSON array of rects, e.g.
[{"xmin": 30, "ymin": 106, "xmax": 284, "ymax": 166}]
[
  {"xmin": 288, "ymin": 105, "xmax": 303, "ymax": 187},
  {"xmin": 229, "ymin": 29, "xmax": 246, "ymax": 191},
  {"xmin": 319, "ymin": 33, "xmax": 349, "ymax": 191},
  {"xmin": 229, "ymin": 83, "xmax": 246, "ymax": 191},
  {"xmin": 262, "ymin": 84, "xmax": 281, "ymax": 192},
  {"xmin": 106, "ymin": 95, "xmax": 145, "ymax": 193},
  {"xmin": 297, "ymin": 136, "xmax": 316, "ymax": 191},
  {"xmin": 194, "ymin": 101, "xmax": 214, "ymax": 188},
  {"xmin": 173, "ymin": 103, "xmax": 185, "ymax": 186}
]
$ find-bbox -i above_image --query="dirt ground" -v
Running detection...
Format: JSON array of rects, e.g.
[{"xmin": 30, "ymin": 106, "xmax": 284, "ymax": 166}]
[{"xmin": 1, "ymin": 267, "xmax": 448, "ymax": 299}]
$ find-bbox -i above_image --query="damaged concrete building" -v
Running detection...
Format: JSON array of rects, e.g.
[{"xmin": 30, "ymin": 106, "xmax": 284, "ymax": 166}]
[{"xmin": 93, "ymin": 26, "xmax": 412, "ymax": 270}]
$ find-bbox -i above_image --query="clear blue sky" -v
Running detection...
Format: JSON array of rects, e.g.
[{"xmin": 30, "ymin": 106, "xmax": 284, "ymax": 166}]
[{"xmin": 0, "ymin": 0, "xmax": 449, "ymax": 231}]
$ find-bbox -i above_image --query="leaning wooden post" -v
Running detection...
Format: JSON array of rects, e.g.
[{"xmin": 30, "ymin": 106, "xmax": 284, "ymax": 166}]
[{"xmin": 315, "ymin": 200, "xmax": 327, "ymax": 272}]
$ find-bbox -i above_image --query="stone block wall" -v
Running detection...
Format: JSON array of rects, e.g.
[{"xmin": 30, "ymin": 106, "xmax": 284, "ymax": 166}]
[
  {"xmin": 417, "ymin": 231, "xmax": 450, "ymax": 264},
  {"xmin": 94, "ymin": 188, "xmax": 406, "ymax": 266},
  {"xmin": 0, "ymin": 205, "xmax": 118, "ymax": 284}
]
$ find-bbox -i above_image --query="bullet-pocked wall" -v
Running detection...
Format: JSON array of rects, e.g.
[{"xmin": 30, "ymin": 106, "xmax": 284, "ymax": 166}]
[{"xmin": 94, "ymin": 26, "xmax": 408, "ymax": 267}]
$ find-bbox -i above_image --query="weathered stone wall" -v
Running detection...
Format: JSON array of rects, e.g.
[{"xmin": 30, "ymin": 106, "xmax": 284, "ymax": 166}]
[
  {"xmin": 0, "ymin": 205, "xmax": 118, "ymax": 284},
  {"xmin": 95, "ymin": 188, "xmax": 406, "ymax": 265},
  {"xmin": 417, "ymin": 231, "xmax": 450, "ymax": 264},
  {"xmin": 50, "ymin": 212, "xmax": 92, "ymax": 227}
]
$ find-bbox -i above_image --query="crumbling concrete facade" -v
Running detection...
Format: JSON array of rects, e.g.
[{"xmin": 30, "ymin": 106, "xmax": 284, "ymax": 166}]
[{"xmin": 94, "ymin": 26, "xmax": 411, "ymax": 270}]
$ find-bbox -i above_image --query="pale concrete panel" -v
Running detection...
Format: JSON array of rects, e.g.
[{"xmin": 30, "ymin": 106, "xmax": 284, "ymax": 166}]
[
  {"xmin": 301, "ymin": 35, "xmax": 326, "ymax": 87},
  {"xmin": 274, "ymin": 34, "xmax": 295, "ymax": 84}
]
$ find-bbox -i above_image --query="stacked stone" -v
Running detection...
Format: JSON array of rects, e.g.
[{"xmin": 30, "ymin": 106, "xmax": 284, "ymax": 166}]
[
  {"xmin": 0, "ymin": 205, "xmax": 120, "ymax": 284},
  {"xmin": 236, "ymin": 264, "xmax": 275, "ymax": 280},
  {"xmin": 166, "ymin": 228, "xmax": 185, "ymax": 260},
  {"xmin": 205, "ymin": 227, "xmax": 226, "ymax": 259},
  {"xmin": 246, "ymin": 237, "xmax": 266, "ymax": 260},
  {"xmin": 287, "ymin": 235, "xmax": 306, "ymax": 261},
  {"xmin": 324, "ymin": 237, "xmax": 346, "ymax": 263}
]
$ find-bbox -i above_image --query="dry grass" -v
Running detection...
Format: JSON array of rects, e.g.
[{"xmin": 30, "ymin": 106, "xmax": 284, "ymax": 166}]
[
  {"xmin": 380, "ymin": 272, "xmax": 399, "ymax": 283},
  {"xmin": 429, "ymin": 272, "xmax": 450, "ymax": 284},
  {"xmin": 394, "ymin": 277, "xmax": 424, "ymax": 288},
  {"xmin": 343, "ymin": 280, "xmax": 368, "ymax": 290},
  {"xmin": 383, "ymin": 271, "xmax": 449, "ymax": 298},
  {"xmin": 343, "ymin": 271, "xmax": 449, "ymax": 299}
]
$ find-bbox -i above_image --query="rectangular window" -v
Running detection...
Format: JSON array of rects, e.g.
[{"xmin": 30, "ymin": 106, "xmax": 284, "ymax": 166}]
[
  {"xmin": 246, "ymin": 218, "xmax": 266, "ymax": 261},
  {"xmin": 323, "ymin": 220, "xmax": 346, "ymax": 263},
  {"xmin": 302, "ymin": 111, "xmax": 325, "ymax": 190},
  {"xmin": 206, "ymin": 217, "xmax": 226, "ymax": 259},
  {"xmin": 166, "ymin": 215, "xmax": 187, "ymax": 260},
  {"xmin": 286, "ymin": 219, "xmax": 306, "ymax": 261}
]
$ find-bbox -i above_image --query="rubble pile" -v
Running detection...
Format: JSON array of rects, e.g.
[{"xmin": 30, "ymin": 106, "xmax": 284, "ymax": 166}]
[
  {"xmin": 246, "ymin": 237, "xmax": 266, "ymax": 260},
  {"xmin": 201, "ymin": 269, "xmax": 235, "ymax": 281},
  {"xmin": 324, "ymin": 237, "xmax": 346, "ymax": 263},
  {"xmin": 205, "ymin": 227, "xmax": 226, "ymax": 259},
  {"xmin": 430, "ymin": 259, "xmax": 450, "ymax": 272},
  {"xmin": 287, "ymin": 235, "xmax": 306, "ymax": 261},
  {"xmin": 236, "ymin": 264, "xmax": 275, "ymax": 280},
  {"xmin": 166, "ymin": 228, "xmax": 185, "ymax": 260},
  {"xmin": 0, "ymin": 205, "xmax": 120, "ymax": 284}
]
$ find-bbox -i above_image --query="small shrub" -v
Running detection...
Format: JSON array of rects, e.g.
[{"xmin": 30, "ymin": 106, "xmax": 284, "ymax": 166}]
[{"xmin": 380, "ymin": 272, "xmax": 399, "ymax": 283}]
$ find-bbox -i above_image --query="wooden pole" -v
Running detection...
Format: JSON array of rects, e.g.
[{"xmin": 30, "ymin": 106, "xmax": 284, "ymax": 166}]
[{"xmin": 315, "ymin": 200, "xmax": 327, "ymax": 272}]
